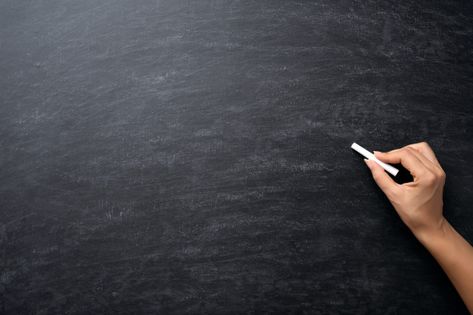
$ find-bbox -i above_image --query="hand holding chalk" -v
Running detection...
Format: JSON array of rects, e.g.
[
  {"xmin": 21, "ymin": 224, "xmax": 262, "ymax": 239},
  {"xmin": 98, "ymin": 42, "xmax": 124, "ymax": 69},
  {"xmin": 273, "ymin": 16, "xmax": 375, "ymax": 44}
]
[
  {"xmin": 364, "ymin": 143, "xmax": 473, "ymax": 313},
  {"xmin": 363, "ymin": 142, "xmax": 446, "ymax": 236}
]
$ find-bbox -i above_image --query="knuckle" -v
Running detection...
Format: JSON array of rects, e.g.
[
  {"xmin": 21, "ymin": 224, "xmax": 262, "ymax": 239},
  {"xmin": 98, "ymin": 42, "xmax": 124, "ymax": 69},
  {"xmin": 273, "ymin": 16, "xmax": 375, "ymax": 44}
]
[
  {"xmin": 438, "ymin": 169, "xmax": 446, "ymax": 181},
  {"xmin": 424, "ymin": 172, "xmax": 437, "ymax": 185},
  {"xmin": 407, "ymin": 144, "xmax": 421, "ymax": 152},
  {"xmin": 404, "ymin": 147, "xmax": 416, "ymax": 156},
  {"xmin": 399, "ymin": 147, "xmax": 409, "ymax": 155},
  {"xmin": 419, "ymin": 141, "xmax": 430, "ymax": 148},
  {"xmin": 432, "ymin": 166, "xmax": 446, "ymax": 179}
]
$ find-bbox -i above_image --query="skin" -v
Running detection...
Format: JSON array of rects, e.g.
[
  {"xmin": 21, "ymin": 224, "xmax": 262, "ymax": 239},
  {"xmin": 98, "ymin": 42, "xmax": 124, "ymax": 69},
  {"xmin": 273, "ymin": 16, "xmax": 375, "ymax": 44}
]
[{"xmin": 364, "ymin": 142, "xmax": 473, "ymax": 314}]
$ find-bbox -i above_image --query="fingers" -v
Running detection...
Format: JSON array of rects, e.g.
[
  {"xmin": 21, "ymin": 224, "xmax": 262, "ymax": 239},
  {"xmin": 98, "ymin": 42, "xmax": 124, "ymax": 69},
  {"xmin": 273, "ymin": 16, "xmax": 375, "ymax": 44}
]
[
  {"xmin": 405, "ymin": 146, "xmax": 436, "ymax": 171},
  {"xmin": 364, "ymin": 159, "xmax": 401, "ymax": 198},
  {"xmin": 373, "ymin": 147, "xmax": 427, "ymax": 179},
  {"xmin": 406, "ymin": 143, "xmax": 446, "ymax": 181},
  {"xmin": 375, "ymin": 142, "xmax": 446, "ymax": 182},
  {"xmin": 406, "ymin": 142, "xmax": 441, "ymax": 167}
]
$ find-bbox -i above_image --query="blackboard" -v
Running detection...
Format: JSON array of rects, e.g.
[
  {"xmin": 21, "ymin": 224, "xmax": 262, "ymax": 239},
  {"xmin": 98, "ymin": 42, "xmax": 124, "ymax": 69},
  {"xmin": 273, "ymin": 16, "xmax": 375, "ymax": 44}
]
[{"xmin": 1, "ymin": 0, "xmax": 472, "ymax": 314}]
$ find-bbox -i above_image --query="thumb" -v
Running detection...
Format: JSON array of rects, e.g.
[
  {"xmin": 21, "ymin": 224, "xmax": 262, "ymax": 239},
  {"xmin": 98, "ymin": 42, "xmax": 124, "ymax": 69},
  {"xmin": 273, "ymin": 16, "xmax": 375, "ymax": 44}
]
[{"xmin": 364, "ymin": 159, "xmax": 400, "ymax": 198}]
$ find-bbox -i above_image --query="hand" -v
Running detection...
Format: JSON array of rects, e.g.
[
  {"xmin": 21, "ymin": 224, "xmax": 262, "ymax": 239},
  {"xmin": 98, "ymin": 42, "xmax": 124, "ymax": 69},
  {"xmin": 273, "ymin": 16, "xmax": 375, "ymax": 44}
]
[
  {"xmin": 364, "ymin": 142, "xmax": 446, "ymax": 239},
  {"xmin": 366, "ymin": 142, "xmax": 473, "ymax": 313}
]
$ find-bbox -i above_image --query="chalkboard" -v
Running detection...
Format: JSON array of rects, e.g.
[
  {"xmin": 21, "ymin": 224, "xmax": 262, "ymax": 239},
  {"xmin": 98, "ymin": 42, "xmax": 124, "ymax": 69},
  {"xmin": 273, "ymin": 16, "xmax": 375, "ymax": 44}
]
[{"xmin": 1, "ymin": 0, "xmax": 472, "ymax": 314}]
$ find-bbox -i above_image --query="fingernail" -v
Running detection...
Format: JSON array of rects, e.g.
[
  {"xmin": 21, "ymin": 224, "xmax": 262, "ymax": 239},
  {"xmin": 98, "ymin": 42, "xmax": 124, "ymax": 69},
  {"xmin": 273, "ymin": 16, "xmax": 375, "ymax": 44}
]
[
  {"xmin": 364, "ymin": 159, "xmax": 371, "ymax": 168},
  {"xmin": 373, "ymin": 151, "xmax": 382, "ymax": 154}
]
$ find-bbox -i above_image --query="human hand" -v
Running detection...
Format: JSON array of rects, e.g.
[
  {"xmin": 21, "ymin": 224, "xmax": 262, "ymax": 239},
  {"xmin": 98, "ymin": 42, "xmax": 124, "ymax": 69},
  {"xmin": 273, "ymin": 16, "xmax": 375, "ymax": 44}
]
[{"xmin": 364, "ymin": 142, "xmax": 446, "ymax": 239}]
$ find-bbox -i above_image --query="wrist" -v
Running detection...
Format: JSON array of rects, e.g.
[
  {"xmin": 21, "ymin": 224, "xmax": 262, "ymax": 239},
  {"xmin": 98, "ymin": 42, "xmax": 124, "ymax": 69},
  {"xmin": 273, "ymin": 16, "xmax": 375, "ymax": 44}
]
[{"xmin": 412, "ymin": 217, "xmax": 449, "ymax": 249}]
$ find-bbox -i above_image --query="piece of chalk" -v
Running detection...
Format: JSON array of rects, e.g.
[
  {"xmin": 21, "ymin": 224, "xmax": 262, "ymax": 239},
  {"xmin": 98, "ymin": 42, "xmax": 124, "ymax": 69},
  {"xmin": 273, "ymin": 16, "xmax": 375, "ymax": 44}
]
[{"xmin": 351, "ymin": 142, "xmax": 399, "ymax": 176}]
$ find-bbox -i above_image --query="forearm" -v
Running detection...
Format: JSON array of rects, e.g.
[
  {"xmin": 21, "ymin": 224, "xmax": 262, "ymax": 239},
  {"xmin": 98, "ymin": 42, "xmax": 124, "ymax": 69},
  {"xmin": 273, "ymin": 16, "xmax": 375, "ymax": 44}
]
[{"xmin": 414, "ymin": 219, "xmax": 473, "ymax": 313}]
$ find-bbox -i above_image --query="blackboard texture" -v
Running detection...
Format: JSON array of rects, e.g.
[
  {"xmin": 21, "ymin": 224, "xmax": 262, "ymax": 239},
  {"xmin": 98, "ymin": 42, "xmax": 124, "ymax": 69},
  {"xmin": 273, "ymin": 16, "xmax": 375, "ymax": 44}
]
[{"xmin": 1, "ymin": 0, "xmax": 473, "ymax": 314}]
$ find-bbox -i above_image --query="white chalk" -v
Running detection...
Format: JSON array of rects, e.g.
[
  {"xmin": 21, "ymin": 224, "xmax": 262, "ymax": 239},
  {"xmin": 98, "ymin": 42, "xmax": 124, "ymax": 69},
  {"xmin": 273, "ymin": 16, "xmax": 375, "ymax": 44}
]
[{"xmin": 351, "ymin": 142, "xmax": 399, "ymax": 176}]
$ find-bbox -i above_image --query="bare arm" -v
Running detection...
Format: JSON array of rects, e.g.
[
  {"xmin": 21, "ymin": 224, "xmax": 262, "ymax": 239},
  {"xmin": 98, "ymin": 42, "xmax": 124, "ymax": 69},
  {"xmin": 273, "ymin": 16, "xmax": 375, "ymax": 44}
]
[{"xmin": 364, "ymin": 142, "xmax": 473, "ymax": 313}]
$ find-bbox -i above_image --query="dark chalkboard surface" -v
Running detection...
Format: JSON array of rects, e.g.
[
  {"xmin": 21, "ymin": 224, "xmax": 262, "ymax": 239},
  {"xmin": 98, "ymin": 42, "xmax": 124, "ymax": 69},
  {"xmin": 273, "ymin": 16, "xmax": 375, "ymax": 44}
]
[{"xmin": 1, "ymin": 0, "xmax": 473, "ymax": 314}]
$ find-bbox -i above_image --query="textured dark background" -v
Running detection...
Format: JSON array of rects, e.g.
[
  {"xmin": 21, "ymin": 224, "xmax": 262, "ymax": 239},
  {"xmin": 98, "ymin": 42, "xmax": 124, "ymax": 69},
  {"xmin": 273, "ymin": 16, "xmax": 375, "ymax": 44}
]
[{"xmin": 1, "ymin": 0, "xmax": 473, "ymax": 314}]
